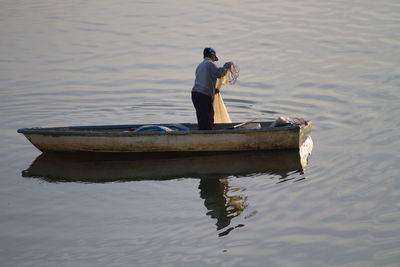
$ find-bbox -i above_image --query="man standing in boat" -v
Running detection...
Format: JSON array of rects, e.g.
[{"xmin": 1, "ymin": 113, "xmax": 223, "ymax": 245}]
[{"xmin": 192, "ymin": 48, "xmax": 231, "ymax": 130}]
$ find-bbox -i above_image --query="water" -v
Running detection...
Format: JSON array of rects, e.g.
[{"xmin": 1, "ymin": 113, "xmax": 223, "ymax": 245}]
[{"xmin": 1, "ymin": 0, "xmax": 399, "ymax": 266}]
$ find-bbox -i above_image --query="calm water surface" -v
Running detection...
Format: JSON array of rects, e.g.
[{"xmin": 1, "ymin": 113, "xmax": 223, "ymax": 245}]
[{"xmin": 1, "ymin": 0, "xmax": 399, "ymax": 266}]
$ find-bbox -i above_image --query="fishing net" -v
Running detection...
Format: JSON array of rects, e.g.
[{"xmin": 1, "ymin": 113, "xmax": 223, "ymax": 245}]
[
  {"xmin": 216, "ymin": 62, "xmax": 240, "ymax": 88},
  {"xmin": 214, "ymin": 62, "xmax": 239, "ymax": 123},
  {"xmin": 213, "ymin": 92, "xmax": 231, "ymax": 123},
  {"xmin": 227, "ymin": 62, "xmax": 240, "ymax": 84}
]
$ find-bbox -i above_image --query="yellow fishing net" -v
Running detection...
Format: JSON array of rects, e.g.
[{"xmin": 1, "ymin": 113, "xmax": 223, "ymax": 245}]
[
  {"xmin": 213, "ymin": 91, "xmax": 231, "ymax": 123},
  {"xmin": 214, "ymin": 62, "xmax": 239, "ymax": 123}
]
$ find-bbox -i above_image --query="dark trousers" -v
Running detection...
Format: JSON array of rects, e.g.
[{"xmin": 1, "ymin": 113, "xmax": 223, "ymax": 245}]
[{"xmin": 192, "ymin": 91, "xmax": 215, "ymax": 130}]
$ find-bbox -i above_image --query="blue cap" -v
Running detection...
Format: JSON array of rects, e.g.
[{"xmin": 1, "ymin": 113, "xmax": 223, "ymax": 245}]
[{"xmin": 203, "ymin": 47, "xmax": 219, "ymax": 61}]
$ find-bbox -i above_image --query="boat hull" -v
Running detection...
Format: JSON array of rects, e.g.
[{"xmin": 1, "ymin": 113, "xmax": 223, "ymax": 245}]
[{"xmin": 18, "ymin": 121, "xmax": 312, "ymax": 153}]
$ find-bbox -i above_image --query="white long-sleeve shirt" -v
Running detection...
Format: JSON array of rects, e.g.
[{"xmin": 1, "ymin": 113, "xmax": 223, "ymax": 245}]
[{"xmin": 192, "ymin": 58, "xmax": 226, "ymax": 99}]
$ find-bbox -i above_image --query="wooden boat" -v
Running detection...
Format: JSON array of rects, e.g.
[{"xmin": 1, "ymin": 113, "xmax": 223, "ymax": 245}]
[{"xmin": 17, "ymin": 120, "xmax": 312, "ymax": 153}]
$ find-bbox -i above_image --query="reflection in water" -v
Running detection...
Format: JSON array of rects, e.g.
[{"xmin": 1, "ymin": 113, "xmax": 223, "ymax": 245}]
[
  {"xmin": 22, "ymin": 137, "xmax": 312, "ymax": 183},
  {"xmin": 199, "ymin": 178, "xmax": 247, "ymax": 237},
  {"xmin": 22, "ymin": 139, "xmax": 312, "ymax": 236}
]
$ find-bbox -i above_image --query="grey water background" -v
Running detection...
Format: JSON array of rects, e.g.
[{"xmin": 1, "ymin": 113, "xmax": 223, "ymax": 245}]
[{"xmin": 1, "ymin": 0, "xmax": 399, "ymax": 266}]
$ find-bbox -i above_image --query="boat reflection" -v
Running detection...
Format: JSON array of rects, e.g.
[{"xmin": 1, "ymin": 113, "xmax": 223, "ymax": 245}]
[
  {"xmin": 22, "ymin": 148, "xmax": 311, "ymax": 183},
  {"xmin": 22, "ymin": 137, "xmax": 313, "ymax": 236}
]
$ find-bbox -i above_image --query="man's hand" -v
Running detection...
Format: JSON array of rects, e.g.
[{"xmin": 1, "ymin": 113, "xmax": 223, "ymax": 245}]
[{"xmin": 215, "ymin": 89, "xmax": 220, "ymax": 94}]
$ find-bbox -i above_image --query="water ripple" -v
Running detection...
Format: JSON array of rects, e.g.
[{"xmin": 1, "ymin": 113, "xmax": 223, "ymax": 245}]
[{"xmin": 1, "ymin": 0, "xmax": 400, "ymax": 266}]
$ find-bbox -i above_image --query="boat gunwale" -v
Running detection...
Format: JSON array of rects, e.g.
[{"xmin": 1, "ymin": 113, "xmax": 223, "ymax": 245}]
[{"xmin": 17, "ymin": 121, "xmax": 309, "ymax": 137}]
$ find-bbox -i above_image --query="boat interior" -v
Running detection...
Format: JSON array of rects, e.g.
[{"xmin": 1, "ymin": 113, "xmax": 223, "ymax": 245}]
[{"xmin": 41, "ymin": 121, "xmax": 294, "ymax": 132}]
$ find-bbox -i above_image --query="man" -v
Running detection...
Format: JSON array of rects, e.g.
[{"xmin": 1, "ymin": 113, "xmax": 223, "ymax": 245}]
[{"xmin": 192, "ymin": 48, "xmax": 231, "ymax": 130}]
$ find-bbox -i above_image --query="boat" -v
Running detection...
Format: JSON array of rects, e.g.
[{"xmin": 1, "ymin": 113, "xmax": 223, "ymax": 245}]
[
  {"xmin": 22, "ymin": 145, "xmax": 313, "ymax": 183},
  {"xmin": 17, "ymin": 120, "xmax": 312, "ymax": 153}
]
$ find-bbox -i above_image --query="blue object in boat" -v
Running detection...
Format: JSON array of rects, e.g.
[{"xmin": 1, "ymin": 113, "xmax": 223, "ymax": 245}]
[{"xmin": 134, "ymin": 124, "xmax": 189, "ymax": 133}]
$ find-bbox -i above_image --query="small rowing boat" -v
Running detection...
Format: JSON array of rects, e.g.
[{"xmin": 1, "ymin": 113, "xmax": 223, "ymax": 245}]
[{"xmin": 17, "ymin": 120, "xmax": 312, "ymax": 153}]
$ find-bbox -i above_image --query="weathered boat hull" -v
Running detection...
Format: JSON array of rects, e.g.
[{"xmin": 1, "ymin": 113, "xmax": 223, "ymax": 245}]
[{"xmin": 18, "ymin": 121, "xmax": 312, "ymax": 153}]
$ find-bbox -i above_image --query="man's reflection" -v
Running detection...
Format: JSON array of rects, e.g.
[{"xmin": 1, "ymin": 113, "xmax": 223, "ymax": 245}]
[{"xmin": 199, "ymin": 177, "xmax": 247, "ymax": 236}]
